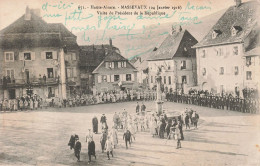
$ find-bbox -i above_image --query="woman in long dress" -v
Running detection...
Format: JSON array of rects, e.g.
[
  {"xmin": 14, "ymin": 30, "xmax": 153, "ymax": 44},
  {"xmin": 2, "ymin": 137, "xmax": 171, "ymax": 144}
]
[
  {"xmin": 150, "ymin": 117, "xmax": 157, "ymax": 137},
  {"xmin": 110, "ymin": 126, "xmax": 118, "ymax": 148}
]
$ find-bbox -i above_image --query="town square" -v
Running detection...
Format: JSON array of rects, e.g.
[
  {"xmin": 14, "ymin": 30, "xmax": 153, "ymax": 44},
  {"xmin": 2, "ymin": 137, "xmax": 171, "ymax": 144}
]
[
  {"xmin": 1, "ymin": 101, "xmax": 259, "ymax": 165},
  {"xmin": 0, "ymin": 0, "xmax": 260, "ymax": 165}
]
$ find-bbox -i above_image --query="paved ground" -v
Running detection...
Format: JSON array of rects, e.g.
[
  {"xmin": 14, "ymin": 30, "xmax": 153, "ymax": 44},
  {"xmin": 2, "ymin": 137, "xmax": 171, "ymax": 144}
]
[{"xmin": 0, "ymin": 101, "xmax": 260, "ymax": 166}]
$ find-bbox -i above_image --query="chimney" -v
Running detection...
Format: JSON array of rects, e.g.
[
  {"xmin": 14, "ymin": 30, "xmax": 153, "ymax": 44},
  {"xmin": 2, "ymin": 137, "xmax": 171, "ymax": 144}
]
[
  {"xmin": 171, "ymin": 25, "xmax": 176, "ymax": 35},
  {"xmin": 109, "ymin": 38, "xmax": 112, "ymax": 47},
  {"xmin": 178, "ymin": 26, "xmax": 182, "ymax": 32},
  {"xmin": 235, "ymin": 0, "xmax": 242, "ymax": 7},
  {"xmin": 24, "ymin": 6, "xmax": 31, "ymax": 20}
]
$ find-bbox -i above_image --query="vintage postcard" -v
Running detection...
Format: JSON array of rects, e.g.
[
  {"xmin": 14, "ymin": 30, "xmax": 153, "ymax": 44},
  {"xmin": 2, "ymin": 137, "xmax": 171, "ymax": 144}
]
[{"xmin": 0, "ymin": 0, "xmax": 259, "ymax": 165}]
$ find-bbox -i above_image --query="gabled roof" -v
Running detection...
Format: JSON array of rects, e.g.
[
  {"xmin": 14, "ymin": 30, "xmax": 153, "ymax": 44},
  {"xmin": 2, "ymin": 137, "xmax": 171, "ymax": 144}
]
[
  {"xmin": 147, "ymin": 30, "xmax": 197, "ymax": 61},
  {"xmin": 194, "ymin": 1, "xmax": 260, "ymax": 48},
  {"xmin": 92, "ymin": 50, "xmax": 137, "ymax": 74},
  {"xmin": 0, "ymin": 9, "xmax": 77, "ymax": 49},
  {"xmin": 103, "ymin": 51, "xmax": 126, "ymax": 62}
]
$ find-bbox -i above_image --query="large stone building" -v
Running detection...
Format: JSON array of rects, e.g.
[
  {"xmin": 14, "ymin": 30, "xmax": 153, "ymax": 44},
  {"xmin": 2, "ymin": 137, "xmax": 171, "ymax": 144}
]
[
  {"xmin": 92, "ymin": 41, "xmax": 138, "ymax": 93},
  {"xmin": 79, "ymin": 42, "xmax": 120, "ymax": 94},
  {"xmin": 0, "ymin": 7, "xmax": 79, "ymax": 99},
  {"xmin": 194, "ymin": 0, "xmax": 260, "ymax": 96},
  {"xmin": 147, "ymin": 27, "xmax": 198, "ymax": 93}
]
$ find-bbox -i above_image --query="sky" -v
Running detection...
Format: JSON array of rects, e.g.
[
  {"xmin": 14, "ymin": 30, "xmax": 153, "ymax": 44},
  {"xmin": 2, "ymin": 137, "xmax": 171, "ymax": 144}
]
[{"xmin": 0, "ymin": 0, "xmax": 253, "ymax": 31}]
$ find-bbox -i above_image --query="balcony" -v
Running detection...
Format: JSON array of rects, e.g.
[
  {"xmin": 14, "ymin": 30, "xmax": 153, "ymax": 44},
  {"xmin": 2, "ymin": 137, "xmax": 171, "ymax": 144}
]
[{"xmin": 0, "ymin": 77, "xmax": 59, "ymax": 88}]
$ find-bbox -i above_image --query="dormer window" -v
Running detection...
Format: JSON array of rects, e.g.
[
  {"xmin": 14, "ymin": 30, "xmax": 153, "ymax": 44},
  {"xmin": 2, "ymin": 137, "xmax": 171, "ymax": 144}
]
[
  {"xmin": 212, "ymin": 30, "xmax": 221, "ymax": 39},
  {"xmin": 231, "ymin": 26, "xmax": 242, "ymax": 36}
]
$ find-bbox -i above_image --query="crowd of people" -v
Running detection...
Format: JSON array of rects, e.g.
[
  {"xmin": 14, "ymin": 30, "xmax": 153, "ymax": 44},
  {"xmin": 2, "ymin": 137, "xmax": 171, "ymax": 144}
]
[
  {"xmin": 1, "ymin": 88, "xmax": 259, "ymax": 114},
  {"xmin": 166, "ymin": 91, "xmax": 259, "ymax": 114},
  {"xmin": 67, "ymin": 103, "xmax": 200, "ymax": 163}
]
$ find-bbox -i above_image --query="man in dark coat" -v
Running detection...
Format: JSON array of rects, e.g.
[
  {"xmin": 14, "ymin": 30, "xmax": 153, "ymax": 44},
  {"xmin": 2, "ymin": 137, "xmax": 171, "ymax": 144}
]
[
  {"xmin": 185, "ymin": 114, "xmax": 190, "ymax": 129},
  {"xmin": 100, "ymin": 130, "xmax": 107, "ymax": 153},
  {"xmin": 141, "ymin": 102, "xmax": 146, "ymax": 115},
  {"xmin": 74, "ymin": 137, "xmax": 81, "ymax": 162},
  {"xmin": 136, "ymin": 102, "xmax": 140, "ymax": 114},
  {"xmin": 88, "ymin": 140, "xmax": 96, "ymax": 163},
  {"xmin": 123, "ymin": 129, "xmax": 132, "ymax": 149},
  {"xmin": 68, "ymin": 135, "xmax": 75, "ymax": 150},
  {"xmin": 100, "ymin": 114, "xmax": 107, "ymax": 126},
  {"xmin": 92, "ymin": 116, "xmax": 98, "ymax": 134}
]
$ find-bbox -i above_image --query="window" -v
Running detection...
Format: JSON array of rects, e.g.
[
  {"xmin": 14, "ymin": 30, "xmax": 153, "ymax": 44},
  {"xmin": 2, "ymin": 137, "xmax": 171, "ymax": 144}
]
[
  {"xmin": 201, "ymin": 50, "xmax": 206, "ymax": 58},
  {"xmin": 234, "ymin": 66, "xmax": 239, "ymax": 75},
  {"xmin": 6, "ymin": 69, "xmax": 15, "ymax": 78},
  {"xmin": 246, "ymin": 71, "xmax": 252, "ymax": 80},
  {"xmin": 72, "ymin": 53, "xmax": 76, "ymax": 60},
  {"xmin": 24, "ymin": 52, "xmax": 31, "ymax": 60},
  {"xmin": 168, "ymin": 62, "xmax": 171, "ymax": 70},
  {"xmin": 231, "ymin": 28, "xmax": 237, "ymax": 36},
  {"xmin": 246, "ymin": 57, "xmax": 251, "ymax": 66},
  {"xmin": 118, "ymin": 61, "xmax": 126, "ymax": 68},
  {"xmin": 216, "ymin": 48, "xmax": 222, "ymax": 56},
  {"xmin": 48, "ymin": 87, "xmax": 55, "ymax": 98},
  {"xmin": 168, "ymin": 76, "xmax": 171, "ymax": 85},
  {"xmin": 164, "ymin": 76, "xmax": 166, "ymax": 84},
  {"xmin": 47, "ymin": 68, "xmax": 54, "ymax": 78},
  {"xmin": 151, "ymin": 76, "xmax": 153, "ymax": 83},
  {"xmin": 219, "ymin": 67, "xmax": 224, "ymax": 75},
  {"xmin": 181, "ymin": 76, "xmax": 187, "ymax": 84},
  {"xmin": 202, "ymin": 68, "xmax": 206, "ymax": 76},
  {"xmin": 181, "ymin": 61, "xmax": 186, "ymax": 70},
  {"xmin": 126, "ymin": 74, "xmax": 131, "ymax": 81},
  {"xmin": 233, "ymin": 46, "xmax": 238, "ymax": 55},
  {"xmin": 102, "ymin": 75, "xmax": 107, "ymax": 82},
  {"xmin": 114, "ymin": 75, "xmax": 120, "ymax": 81},
  {"xmin": 5, "ymin": 52, "xmax": 14, "ymax": 62},
  {"xmin": 46, "ymin": 52, "xmax": 53, "ymax": 59},
  {"xmin": 67, "ymin": 68, "xmax": 73, "ymax": 78}
]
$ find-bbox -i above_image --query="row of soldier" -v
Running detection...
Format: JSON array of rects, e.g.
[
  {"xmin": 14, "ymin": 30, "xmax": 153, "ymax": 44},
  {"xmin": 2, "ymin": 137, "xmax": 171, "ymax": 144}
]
[{"xmin": 166, "ymin": 93, "xmax": 259, "ymax": 114}]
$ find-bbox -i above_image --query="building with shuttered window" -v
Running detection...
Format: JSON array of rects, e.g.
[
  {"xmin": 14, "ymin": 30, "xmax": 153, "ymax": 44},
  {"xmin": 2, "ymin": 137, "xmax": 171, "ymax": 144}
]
[
  {"xmin": 0, "ymin": 7, "xmax": 79, "ymax": 99},
  {"xmin": 147, "ymin": 26, "xmax": 198, "ymax": 93},
  {"xmin": 193, "ymin": 0, "xmax": 260, "ymax": 95},
  {"xmin": 92, "ymin": 41, "xmax": 138, "ymax": 93}
]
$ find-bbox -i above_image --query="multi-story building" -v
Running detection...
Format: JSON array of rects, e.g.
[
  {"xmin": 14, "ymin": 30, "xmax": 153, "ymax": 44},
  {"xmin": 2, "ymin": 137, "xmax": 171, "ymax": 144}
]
[
  {"xmin": 147, "ymin": 27, "xmax": 198, "ymax": 93},
  {"xmin": 92, "ymin": 40, "xmax": 138, "ymax": 93},
  {"xmin": 79, "ymin": 43, "xmax": 120, "ymax": 94},
  {"xmin": 0, "ymin": 7, "xmax": 79, "ymax": 99},
  {"xmin": 194, "ymin": 0, "xmax": 260, "ymax": 95}
]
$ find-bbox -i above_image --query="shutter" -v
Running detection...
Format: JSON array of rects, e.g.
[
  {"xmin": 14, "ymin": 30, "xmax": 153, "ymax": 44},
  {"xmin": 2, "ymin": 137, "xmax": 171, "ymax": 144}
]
[
  {"xmin": 55, "ymin": 69, "xmax": 58, "ymax": 78},
  {"xmin": 107, "ymin": 75, "xmax": 111, "ymax": 82},
  {"xmin": 112, "ymin": 62, "xmax": 114, "ymax": 68},
  {"xmin": 131, "ymin": 73, "xmax": 134, "ymax": 81},
  {"xmin": 41, "ymin": 52, "xmax": 45, "ymax": 60},
  {"xmin": 72, "ymin": 53, "xmax": 76, "ymax": 60},
  {"xmin": 186, "ymin": 75, "xmax": 189, "ymax": 84},
  {"xmin": 120, "ymin": 74, "xmax": 123, "ymax": 81},
  {"xmin": 53, "ymin": 51, "xmax": 58, "ymax": 59},
  {"xmin": 124, "ymin": 61, "xmax": 126, "ymax": 67},
  {"xmin": 118, "ymin": 62, "xmax": 121, "ymax": 68},
  {"xmin": 55, "ymin": 88, "xmax": 59, "ymax": 97},
  {"xmin": 73, "ymin": 67, "xmax": 77, "ymax": 78},
  {"xmin": 178, "ymin": 76, "xmax": 182, "ymax": 84},
  {"xmin": 111, "ymin": 75, "xmax": 114, "ymax": 82},
  {"xmin": 19, "ymin": 52, "xmax": 24, "ymax": 60},
  {"xmin": 98, "ymin": 75, "xmax": 101, "ymax": 83},
  {"xmin": 105, "ymin": 62, "xmax": 108, "ymax": 68},
  {"xmin": 31, "ymin": 52, "xmax": 35, "ymax": 60}
]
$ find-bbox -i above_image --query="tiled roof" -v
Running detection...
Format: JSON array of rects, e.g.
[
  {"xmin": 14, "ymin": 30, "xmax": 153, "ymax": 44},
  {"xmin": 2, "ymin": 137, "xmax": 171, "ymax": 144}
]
[
  {"xmin": 245, "ymin": 47, "xmax": 260, "ymax": 56},
  {"xmin": 0, "ymin": 9, "xmax": 77, "ymax": 49},
  {"xmin": 147, "ymin": 30, "xmax": 197, "ymax": 61},
  {"xmin": 104, "ymin": 51, "xmax": 126, "ymax": 62},
  {"xmin": 194, "ymin": 1, "xmax": 260, "ymax": 48}
]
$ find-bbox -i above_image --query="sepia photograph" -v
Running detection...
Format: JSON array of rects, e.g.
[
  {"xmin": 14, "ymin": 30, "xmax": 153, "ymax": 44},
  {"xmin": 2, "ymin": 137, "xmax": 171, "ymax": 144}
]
[{"xmin": 0, "ymin": 0, "xmax": 259, "ymax": 165}]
